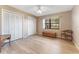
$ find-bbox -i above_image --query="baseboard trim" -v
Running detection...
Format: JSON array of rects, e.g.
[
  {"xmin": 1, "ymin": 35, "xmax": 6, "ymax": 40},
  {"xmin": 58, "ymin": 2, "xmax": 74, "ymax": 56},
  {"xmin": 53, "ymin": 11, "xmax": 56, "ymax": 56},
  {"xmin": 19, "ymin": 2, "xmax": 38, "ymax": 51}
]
[{"xmin": 73, "ymin": 41, "xmax": 79, "ymax": 50}]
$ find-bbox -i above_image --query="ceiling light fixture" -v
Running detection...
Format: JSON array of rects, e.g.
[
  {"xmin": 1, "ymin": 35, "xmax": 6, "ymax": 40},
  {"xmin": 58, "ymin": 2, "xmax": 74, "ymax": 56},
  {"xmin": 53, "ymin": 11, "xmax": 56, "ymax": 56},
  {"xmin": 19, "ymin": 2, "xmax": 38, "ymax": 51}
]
[
  {"xmin": 34, "ymin": 5, "xmax": 48, "ymax": 14},
  {"xmin": 36, "ymin": 5, "xmax": 42, "ymax": 14}
]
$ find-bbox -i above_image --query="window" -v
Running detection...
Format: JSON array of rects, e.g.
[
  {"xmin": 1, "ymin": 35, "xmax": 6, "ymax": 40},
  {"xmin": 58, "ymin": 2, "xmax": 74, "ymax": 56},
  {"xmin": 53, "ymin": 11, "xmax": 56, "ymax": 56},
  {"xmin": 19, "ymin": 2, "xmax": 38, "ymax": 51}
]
[{"xmin": 43, "ymin": 17, "xmax": 59, "ymax": 30}]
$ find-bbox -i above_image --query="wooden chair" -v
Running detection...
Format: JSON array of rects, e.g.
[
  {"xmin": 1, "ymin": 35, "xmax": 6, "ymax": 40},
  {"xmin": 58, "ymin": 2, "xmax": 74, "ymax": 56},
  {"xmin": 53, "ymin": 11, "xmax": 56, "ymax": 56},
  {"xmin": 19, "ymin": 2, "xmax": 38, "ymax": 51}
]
[{"xmin": 0, "ymin": 34, "xmax": 11, "ymax": 52}]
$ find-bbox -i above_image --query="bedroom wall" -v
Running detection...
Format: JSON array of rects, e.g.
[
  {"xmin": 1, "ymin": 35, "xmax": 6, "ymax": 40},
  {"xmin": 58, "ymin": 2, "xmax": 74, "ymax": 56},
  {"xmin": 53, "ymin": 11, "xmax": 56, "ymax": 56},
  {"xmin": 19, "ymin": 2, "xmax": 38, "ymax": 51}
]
[
  {"xmin": 37, "ymin": 11, "xmax": 72, "ymax": 37},
  {"xmin": 72, "ymin": 6, "xmax": 79, "ymax": 49}
]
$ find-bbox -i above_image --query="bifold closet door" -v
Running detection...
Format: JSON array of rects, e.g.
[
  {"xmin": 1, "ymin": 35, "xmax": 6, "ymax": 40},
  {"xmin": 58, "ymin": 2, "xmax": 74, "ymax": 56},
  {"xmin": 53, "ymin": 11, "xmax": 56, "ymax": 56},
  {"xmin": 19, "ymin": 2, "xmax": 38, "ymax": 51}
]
[
  {"xmin": 9, "ymin": 13, "xmax": 15, "ymax": 40},
  {"xmin": 28, "ymin": 16, "xmax": 36, "ymax": 36},
  {"xmin": 32, "ymin": 17, "xmax": 36, "ymax": 34},
  {"xmin": 2, "ymin": 11, "xmax": 15, "ymax": 40},
  {"xmin": 2, "ymin": 11, "xmax": 9, "ymax": 35},
  {"xmin": 2, "ymin": 10, "xmax": 36, "ymax": 41},
  {"xmin": 15, "ymin": 15, "xmax": 19, "ymax": 40},
  {"xmin": 18, "ymin": 15, "xmax": 22, "ymax": 39},
  {"xmin": 2, "ymin": 10, "xmax": 23, "ymax": 40},
  {"xmin": 14, "ymin": 14, "xmax": 23, "ymax": 40},
  {"xmin": 22, "ymin": 16, "xmax": 28, "ymax": 38},
  {"xmin": 0, "ymin": 13, "xmax": 1, "ymax": 34},
  {"xmin": 9, "ymin": 13, "xmax": 23, "ymax": 40}
]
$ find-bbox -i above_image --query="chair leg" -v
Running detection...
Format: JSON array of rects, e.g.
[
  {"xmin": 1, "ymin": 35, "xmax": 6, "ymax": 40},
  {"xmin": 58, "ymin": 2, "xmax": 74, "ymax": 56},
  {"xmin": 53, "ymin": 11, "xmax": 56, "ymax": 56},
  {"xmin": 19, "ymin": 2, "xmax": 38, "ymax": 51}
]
[
  {"xmin": 9, "ymin": 39, "xmax": 11, "ymax": 46},
  {"xmin": 0, "ymin": 46, "xmax": 1, "ymax": 53},
  {"xmin": 0, "ymin": 41, "xmax": 2, "ymax": 53}
]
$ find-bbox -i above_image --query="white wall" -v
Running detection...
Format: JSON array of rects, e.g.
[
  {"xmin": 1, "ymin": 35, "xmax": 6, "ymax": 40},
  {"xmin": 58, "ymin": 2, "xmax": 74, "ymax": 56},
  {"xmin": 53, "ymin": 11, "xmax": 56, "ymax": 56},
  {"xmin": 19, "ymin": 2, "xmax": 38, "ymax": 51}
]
[{"xmin": 72, "ymin": 6, "xmax": 79, "ymax": 48}]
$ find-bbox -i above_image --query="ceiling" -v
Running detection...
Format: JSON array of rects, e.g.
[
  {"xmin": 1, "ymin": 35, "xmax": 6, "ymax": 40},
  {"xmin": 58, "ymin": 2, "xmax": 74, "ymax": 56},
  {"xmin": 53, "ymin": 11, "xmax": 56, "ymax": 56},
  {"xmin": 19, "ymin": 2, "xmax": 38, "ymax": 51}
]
[{"xmin": 10, "ymin": 5, "xmax": 73, "ymax": 16}]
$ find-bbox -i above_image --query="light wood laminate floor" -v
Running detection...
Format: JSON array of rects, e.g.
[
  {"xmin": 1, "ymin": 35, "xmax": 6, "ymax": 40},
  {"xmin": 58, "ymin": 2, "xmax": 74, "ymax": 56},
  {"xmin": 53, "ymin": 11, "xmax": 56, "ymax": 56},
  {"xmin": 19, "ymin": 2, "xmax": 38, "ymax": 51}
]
[{"xmin": 1, "ymin": 35, "xmax": 79, "ymax": 54}]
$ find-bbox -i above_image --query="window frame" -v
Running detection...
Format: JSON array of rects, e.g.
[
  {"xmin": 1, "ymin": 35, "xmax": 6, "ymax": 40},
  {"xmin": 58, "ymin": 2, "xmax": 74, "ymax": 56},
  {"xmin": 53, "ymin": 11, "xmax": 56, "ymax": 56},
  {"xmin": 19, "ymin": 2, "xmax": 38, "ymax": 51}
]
[{"xmin": 44, "ymin": 17, "xmax": 60, "ymax": 30}]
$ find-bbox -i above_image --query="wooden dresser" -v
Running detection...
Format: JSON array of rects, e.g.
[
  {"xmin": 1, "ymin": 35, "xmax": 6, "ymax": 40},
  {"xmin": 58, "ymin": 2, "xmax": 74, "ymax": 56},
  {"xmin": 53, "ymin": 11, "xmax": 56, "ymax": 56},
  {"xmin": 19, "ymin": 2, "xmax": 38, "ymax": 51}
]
[{"xmin": 42, "ymin": 31, "xmax": 57, "ymax": 38}]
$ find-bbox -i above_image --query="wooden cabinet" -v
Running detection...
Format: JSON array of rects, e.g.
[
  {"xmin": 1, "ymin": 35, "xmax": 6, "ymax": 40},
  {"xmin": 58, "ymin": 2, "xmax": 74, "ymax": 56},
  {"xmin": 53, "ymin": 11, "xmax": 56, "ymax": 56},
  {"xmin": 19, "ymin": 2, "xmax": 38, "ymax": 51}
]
[
  {"xmin": 61, "ymin": 30, "xmax": 73, "ymax": 41},
  {"xmin": 42, "ymin": 31, "xmax": 57, "ymax": 38}
]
